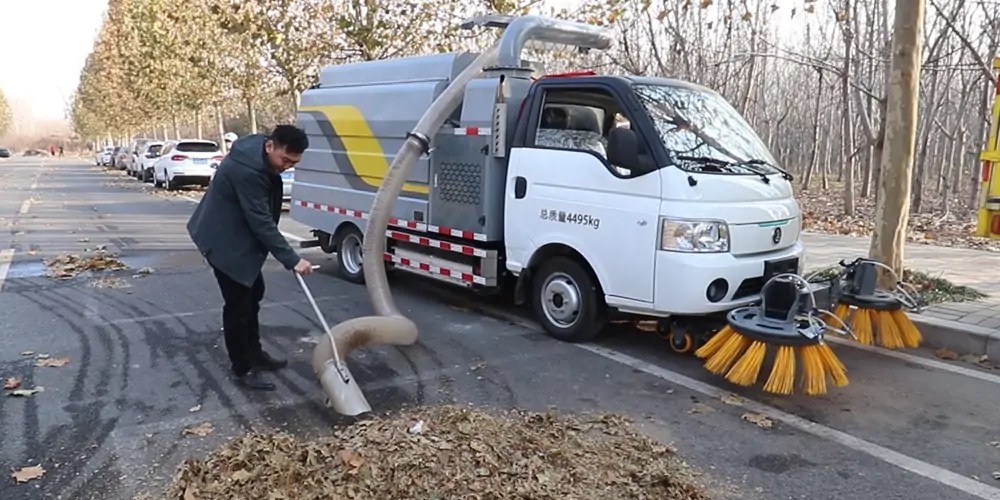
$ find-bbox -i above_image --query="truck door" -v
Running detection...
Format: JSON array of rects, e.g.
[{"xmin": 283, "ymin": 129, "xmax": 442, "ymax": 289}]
[{"xmin": 504, "ymin": 79, "xmax": 662, "ymax": 305}]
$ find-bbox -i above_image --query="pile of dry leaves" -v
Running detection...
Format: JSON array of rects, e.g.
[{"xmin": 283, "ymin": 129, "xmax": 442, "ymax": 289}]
[
  {"xmin": 796, "ymin": 186, "xmax": 1000, "ymax": 251},
  {"xmin": 44, "ymin": 246, "xmax": 128, "ymax": 280},
  {"xmin": 164, "ymin": 405, "xmax": 710, "ymax": 500}
]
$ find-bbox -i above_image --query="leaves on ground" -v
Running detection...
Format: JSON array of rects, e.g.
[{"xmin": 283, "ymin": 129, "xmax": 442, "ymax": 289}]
[
  {"xmin": 11, "ymin": 465, "xmax": 45, "ymax": 483},
  {"xmin": 741, "ymin": 413, "xmax": 773, "ymax": 429},
  {"xmin": 3, "ymin": 377, "xmax": 21, "ymax": 389},
  {"xmin": 162, "ymin": 405, "xmax": 710, "ymax": 500},
  {"xmin": 797, "ymin": 186, "xmax": 1000, "ymax": 252},
  {"xmin": 183, "ymin": 422, "xmax": 215, "ymax": 437},
  {"xmin": 43, "ymin": 247, "xmax": 128, "ymax": 280},
  {"xmin": 720, "ymin": 393, "xmax": 744, "ymax": 405},
  {"xmin": 35, "ymin": 356, "xmax": 70, "ymax": 368},
  {"xmin": 5, "ymin": 387, "xmax": 43, "ymax": 397}
]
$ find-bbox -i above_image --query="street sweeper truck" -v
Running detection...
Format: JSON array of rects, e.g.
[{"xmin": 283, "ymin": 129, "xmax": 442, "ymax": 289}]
[{"xmin": 291, "ymin": 14, "xmax": 927, "ymax": 404}]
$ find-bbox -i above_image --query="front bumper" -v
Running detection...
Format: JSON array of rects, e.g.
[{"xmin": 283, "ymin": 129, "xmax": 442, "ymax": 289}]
[{"xmin": 653, "ymin": 241, "xmax": 805, "ymax": 315}]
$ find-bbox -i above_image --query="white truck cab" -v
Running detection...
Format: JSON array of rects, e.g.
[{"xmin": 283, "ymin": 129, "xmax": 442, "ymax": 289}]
[{"xmin": 292, "ymin": 15, "xmax": 803, "ymax": 346}]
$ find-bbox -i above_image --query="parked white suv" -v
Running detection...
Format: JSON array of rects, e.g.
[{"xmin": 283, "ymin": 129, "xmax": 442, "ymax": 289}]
[
  {"xmin": 95, "ymin": 146, "xmax": 114, "ymax": 166},
  {"xmin": 152, "ymin": 139, "xmax": 223, "ymax": 190},
  {"xmin": 137, "ymin": 141, "xmax": 165, "ymax": 183}
]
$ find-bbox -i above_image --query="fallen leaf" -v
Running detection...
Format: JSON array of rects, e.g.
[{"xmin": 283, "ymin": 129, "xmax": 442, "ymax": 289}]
[
  {"xmin": 6, "ymin": 386, "xmax": 44, "ymax": 397},
  {"xmin": 934, "ymin": 348, "xmax": 959, "ymax": 360},
  {"xmin": 3, "ymin": 377, "xmax": 21, "ymax": 390},
  {"xmin": 339, "ymin": 449, "xmax": 365, "ymax": 469},
  {"xmin": 189, "ymin": 405, "xmax": 202, "ymax": 413},
  {"xmin": 183, "ymin": 422, "xmax": 214, "ymax": 437},
  {"xmin": 136, "ymin": 267, "xmax": 154, "ymax": 275},
  {"xmin": 720, "ymin": 393, "xmax": 744, "ymax": 405},
  {"xmin": 686, "ymin": 403, "xmax": 715, "ymax": 414},
  {"xmin": 11, "ymin": 465, "xmax": 45, "ymax": 483},
  {"xmin": 35, "ymin": 356, "xmax": 70, "ymax": 368},
  {"xmin": 20, "ymin": 351, "xmax": 34, "ymax": 356},
  {"xmin": 78, "ymin": 238, "xmax": 90, "ymax": 242},
  {"xmin": 741, "ymin": 412, "xmax": 773, "ymax": 429}
]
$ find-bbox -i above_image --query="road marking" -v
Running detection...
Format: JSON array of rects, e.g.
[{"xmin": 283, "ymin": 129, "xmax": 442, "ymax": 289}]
[
  {"xmin": 445, "ymin": 297, "xmax": 1000, "ymax": 499},
  {"xmin": 827, "ymin": 336, "xmax": 1000, "ymax": 386},
  {"xmin": 579, "ymin": 344, "xmax": 1000, "ymax": 500},
  {"xmin": 0, "ymin": 249, "xmax": 13, "ymax": 293},
  {"xmin": 178, "ymin": 195, "xmax": 201, "ymax": 204},
  {"xmin": 17, "ymin": 199, "xmax": 31, "ymax": 214}
]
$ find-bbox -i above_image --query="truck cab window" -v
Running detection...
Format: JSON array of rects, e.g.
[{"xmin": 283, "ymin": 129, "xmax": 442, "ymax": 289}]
[{"xmin": 529, "ymin": 87, "xmax": 647, "ymax": 177}]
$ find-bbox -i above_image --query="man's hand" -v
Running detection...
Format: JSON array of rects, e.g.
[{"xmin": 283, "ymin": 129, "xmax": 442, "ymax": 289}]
[{"xmin": 294, "ymin": 259, "xmax": 313, "ymax": 275}]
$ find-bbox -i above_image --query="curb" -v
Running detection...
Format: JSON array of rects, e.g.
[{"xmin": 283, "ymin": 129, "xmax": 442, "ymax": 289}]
[{"xmin": 910, "ymin": 314, "xmax": 1000, "ymax": 358}]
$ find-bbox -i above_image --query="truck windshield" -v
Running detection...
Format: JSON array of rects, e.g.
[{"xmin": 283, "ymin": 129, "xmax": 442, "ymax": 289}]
[{"xmin": 632, "ymin": 83, "xmax": 781, "ymax": 176}]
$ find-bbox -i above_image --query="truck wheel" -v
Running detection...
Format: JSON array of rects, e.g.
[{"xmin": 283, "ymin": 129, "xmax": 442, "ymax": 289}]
[
  {"xmin": 335, "ymin": 225, "xmax": 366, "ymax": 284},
  {"xmin": 531, "ymin": 256, "xmax": 606, "ymax": 343}
]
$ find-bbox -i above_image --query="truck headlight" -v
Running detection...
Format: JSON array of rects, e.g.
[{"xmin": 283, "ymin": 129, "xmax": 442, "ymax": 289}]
[{"xmin": 660, "ymin": 218, "xmax": 729, "ymax": 253}]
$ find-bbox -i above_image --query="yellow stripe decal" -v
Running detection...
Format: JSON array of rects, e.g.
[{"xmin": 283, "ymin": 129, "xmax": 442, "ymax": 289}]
[{"xmin": 300, "ymin": 105, "xmax": 429, "ymax": 194}]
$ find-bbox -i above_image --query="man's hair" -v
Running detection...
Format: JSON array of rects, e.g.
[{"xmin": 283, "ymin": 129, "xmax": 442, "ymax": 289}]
[{"xmin": 269, "ymin": 125, "xmax": 309, "ymax": 154}]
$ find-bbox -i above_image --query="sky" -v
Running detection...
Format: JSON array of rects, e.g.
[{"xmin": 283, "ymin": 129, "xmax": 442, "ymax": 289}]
[{"xmin": 0, "ymin": 0, "xmax": 108, "ymax": 122}]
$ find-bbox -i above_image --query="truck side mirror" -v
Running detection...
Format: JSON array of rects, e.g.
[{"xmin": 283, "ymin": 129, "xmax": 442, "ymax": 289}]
[{"xmin": 607, "ymin": 127, "xmax": 642, "ymax": 172}]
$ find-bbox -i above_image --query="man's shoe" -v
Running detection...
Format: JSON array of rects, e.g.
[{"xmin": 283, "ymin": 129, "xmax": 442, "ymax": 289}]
[
  {"xmin": 235, "ymin": 369, "xmax": 276, "ymax": 391},
  {"xmin": 254, "ymin": 351, "xmax": 288, "ymax": 371}
]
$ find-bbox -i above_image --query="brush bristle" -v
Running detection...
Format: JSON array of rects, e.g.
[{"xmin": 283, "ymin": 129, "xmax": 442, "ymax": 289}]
[
  {"xmin": 851, "ymin": 307, "xmax": 874, "ymax": 345},
  {"xmin": 725, "ymin": 340, "xmax": 767, "ymax": 386},
  {"xmin": 695, "ymin": 325, "xmax": 736, "ymax": 359},
  {"xmin": 890, "ymin": 309, "xmax": 922, "ymax": 348},
  {"xmin": 815, "ymin": 342, "xmax": 848, "ymax": 387},
  {"xmin": 762, "ymin": 345, "xmax": 796, "ymax": 395},
  {"xmin": 703, "ymin": 334, "xmax": 751, "ymax": 375},
  {"xmin": 874, "ymin": 310, "xmax": 905, "ymax": 349},
  {"xmin": 799, "ymin": 345, "xmax": 828, "ymax": 396}
]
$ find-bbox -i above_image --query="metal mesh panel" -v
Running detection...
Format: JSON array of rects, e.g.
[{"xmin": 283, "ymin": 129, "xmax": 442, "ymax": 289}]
[{"xmin": 438, "ymin": 162, "xmax": 482, "ymax": 206}]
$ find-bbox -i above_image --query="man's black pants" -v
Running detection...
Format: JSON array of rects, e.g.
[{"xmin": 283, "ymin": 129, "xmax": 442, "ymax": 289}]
[{"xmin": 212, "ymin": 266, "xmax": 265, "ymax": 375}]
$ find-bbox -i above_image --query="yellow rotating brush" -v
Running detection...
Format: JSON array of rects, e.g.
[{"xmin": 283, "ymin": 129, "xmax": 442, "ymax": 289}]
[
  {"xmin": 825, "ymin": 259, "xmax": 923, "ymax": 349},
  {"xmin": 696, "ymin": 275, "xmax": 848, "ymax": 396}
]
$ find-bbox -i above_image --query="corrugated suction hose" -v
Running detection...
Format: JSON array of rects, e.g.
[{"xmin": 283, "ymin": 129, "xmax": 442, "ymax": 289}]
[{"xmin": 311, "ymin": 43, "xmax": 503, "ymax": 384}]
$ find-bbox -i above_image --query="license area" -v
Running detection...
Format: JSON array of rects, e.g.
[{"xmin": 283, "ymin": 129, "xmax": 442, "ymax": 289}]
[
  {"xmin": 763, "ymin": 257, "xmax": 799, "ymax": 281},
  {"xmin": 192, "ymin": 158, "xmax": 208, "ymax": 165}
]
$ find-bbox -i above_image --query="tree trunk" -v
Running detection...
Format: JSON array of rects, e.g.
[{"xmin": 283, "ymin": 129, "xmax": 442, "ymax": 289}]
[
  {"xmin": 247, "ymin": 99, "xmax": 258, "ymax": 134},
  {"xmin": 802, "ymin": 71, "xmax": 825, "ymax": 190},
  {"xmin": 869, "ymin": 0, "xmax": 925, "ymax": 286},
  {"xmin": 216, "ymin": 104, "xmax": 227, "ymax": 153},
  {"xmin": 840, "ymin": 3, "xmax": 856, "ymax": 216},
  {"xmin": 172, "ymin": 115, "xmax": 180, "ymax": 140},
  {"xmin": 195, "ymin": 109, "xmax": 204, "ymax": 139}
]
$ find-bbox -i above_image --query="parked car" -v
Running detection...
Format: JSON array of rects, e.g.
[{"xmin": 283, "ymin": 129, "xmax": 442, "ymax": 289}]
[
  {"xmin": 281, "ymin": 167, "xmax": 294, "ymax": 201},
  {"xmin": 96, "ymin": 146, "xmax": 114, "ymax": 166},
  {"xmin": 0, "ymin": 147, "xmax": 11, "ymax": 158},
  {"xmin": 126, "ymin": 138, "xmax": 155, "ymax": 177},
  {"xmin": 152, "ymin": 139, "xmax": 224, "ymax": 190},
  {"xmin": 111, "ymin": 147, "xmax": 129, "ymax": 169},
  {"xmin": 137, "ymin": 141, "xmax": 165, "ymax": 183}
]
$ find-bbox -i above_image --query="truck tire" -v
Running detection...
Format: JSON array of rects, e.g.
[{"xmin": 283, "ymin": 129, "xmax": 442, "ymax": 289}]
[
  {"xmin": 334, "ymin": 225, "xmax": 366, "ymax": 284},
  {"xmin": 531, "ymin": 256, "xmax": 606, "ymax": 343}
]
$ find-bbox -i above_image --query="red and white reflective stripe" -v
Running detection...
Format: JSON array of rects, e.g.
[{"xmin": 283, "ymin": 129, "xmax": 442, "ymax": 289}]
[
  {"xmin": 294, "ymin": 200, "xmax": 367, "ymax": 219},
  {"xmin": 453, "ymin": 127, "xmax": 492, "ymax": 136},
  {"xmin": 386, "ymin": 230, "xmax": 487, "ymax": 257},
  {"xmin": 293, "ymin": 200, "xmax": 488, "ymax": 242},
  {"xmin": 383, "ymin": 253, "xmax": 486, "ymax": 285}
]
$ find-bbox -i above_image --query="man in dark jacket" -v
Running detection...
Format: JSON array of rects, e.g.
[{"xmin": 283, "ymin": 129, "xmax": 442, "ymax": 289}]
[{"xmin": 187, "ymin": 125, "xmax": 313, "ymax": 391}]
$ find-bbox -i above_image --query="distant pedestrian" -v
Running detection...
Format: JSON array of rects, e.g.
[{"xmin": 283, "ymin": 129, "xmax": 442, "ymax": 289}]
[
  {"xmin": 48, "ymin": 145, "xmax": 55, "ymax": 156},
  {"xmin": 186, "ymin": 125, "xmax": 313, "ymax": 391},
  {"xmin": 58, "ymin": 146, "xmax": 64, "ymax": 157}
]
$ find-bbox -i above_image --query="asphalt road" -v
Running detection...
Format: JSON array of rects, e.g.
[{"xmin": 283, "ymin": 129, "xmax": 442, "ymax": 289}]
[{"xmin": 1, "ymin": 157, "xmax": 1000, "ymax": 500}]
